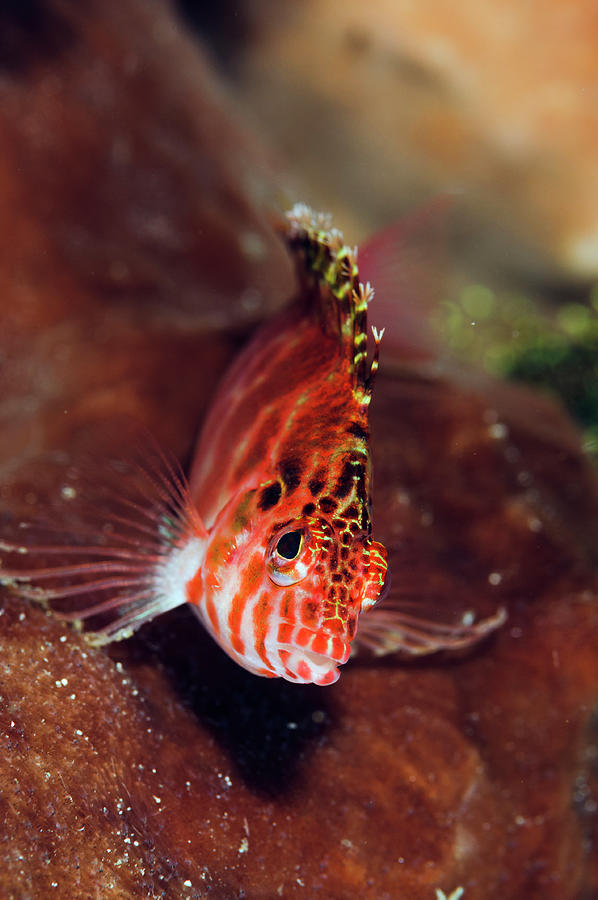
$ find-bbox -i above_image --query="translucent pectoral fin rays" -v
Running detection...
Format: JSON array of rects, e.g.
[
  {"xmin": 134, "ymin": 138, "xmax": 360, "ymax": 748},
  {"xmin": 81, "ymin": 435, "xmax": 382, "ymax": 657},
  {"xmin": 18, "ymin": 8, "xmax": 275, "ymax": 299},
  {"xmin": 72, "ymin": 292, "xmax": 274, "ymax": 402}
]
[
  {"xmin": 356, "ymin": 596, "xmax": 507, "ymax": 657},
  {"xmin": 0, "ymin": 436, "xmax": 206, "ymax": 644}
]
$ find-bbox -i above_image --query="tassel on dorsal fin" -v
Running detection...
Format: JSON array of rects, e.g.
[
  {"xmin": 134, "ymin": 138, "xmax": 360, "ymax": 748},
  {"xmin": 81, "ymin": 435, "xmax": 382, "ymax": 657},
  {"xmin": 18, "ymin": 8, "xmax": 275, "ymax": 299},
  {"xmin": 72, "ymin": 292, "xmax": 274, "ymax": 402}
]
[{"xmin": 284, "ymin": 204, "xmax": 380, "ymax": 410}]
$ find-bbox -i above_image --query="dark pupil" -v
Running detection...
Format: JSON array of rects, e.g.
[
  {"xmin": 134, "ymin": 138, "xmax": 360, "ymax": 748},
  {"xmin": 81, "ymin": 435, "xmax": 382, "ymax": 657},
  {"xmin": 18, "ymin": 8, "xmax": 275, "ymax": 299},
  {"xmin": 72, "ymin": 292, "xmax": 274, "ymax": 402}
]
[{"xmin": 276, "ymin": 530, "xmax": 302, "ymax": 560}]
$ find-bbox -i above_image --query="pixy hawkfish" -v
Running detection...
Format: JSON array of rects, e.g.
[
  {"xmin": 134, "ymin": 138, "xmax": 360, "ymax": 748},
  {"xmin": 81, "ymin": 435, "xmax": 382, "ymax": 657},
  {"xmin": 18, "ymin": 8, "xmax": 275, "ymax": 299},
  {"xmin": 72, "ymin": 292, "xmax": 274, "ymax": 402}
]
[{"xmin": 0, "ymin": 205, "xmax": 504, "ymax": 685}]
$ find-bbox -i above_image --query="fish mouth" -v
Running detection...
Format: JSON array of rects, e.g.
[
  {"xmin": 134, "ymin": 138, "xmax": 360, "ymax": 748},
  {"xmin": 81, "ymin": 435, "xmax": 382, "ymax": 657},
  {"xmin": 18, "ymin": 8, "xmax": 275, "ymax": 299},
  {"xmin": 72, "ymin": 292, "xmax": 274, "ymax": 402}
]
[{"xmin": 275, "ymin": 629, "xmax": 351, "ymax": 686}]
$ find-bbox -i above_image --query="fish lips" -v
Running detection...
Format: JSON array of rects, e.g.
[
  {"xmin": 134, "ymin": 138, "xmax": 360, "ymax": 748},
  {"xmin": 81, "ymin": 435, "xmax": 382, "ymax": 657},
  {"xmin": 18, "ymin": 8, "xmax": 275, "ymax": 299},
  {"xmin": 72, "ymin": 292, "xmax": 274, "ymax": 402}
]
[{"xmin": 272, "ymin": 627, "xmax": 352, "ymax": 686}]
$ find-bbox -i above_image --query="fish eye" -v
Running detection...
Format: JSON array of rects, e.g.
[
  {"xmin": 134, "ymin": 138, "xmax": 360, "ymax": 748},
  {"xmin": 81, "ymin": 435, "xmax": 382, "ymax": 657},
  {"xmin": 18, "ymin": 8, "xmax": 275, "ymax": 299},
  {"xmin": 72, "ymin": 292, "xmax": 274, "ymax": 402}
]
[
  {"xmin": 266, "ymin": 525, "xmax": 311, "ymax": 586},
  {"xmin": 276, "ymin": 530, "xmax": 303, "ymax": 560}
]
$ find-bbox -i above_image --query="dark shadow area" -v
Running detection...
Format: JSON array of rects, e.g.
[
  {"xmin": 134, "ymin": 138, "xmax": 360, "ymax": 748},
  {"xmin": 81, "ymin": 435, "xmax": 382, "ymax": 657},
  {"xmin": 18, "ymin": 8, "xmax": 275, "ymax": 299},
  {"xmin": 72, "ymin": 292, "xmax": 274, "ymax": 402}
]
[
  {"xmin": 174, "ymin": 0, "xmax": 288, "ymax": 72},
  {"xmin": 125, "ymin": 606, "xmax": 332, "ymax": 797},
  {"xmin": 0, "ymin": 0, "xmax": 75, "ymax": 73}
]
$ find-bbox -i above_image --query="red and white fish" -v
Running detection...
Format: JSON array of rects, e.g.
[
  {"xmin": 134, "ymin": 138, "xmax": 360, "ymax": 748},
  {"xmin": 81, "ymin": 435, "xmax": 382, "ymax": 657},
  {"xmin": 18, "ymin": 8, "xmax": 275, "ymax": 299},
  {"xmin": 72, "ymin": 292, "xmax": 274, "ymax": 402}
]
[{"xmin": 0, "ymin": 205, "xmax": 505, "ymax": 685}]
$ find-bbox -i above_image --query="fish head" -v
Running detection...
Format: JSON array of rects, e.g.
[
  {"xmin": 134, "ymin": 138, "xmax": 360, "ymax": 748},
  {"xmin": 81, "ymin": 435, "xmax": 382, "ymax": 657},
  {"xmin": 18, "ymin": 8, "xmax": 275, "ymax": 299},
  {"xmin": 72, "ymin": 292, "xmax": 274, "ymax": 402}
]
[{"xmin": 195, "ymin": 487, "xmax": 388, "ymax": 685}]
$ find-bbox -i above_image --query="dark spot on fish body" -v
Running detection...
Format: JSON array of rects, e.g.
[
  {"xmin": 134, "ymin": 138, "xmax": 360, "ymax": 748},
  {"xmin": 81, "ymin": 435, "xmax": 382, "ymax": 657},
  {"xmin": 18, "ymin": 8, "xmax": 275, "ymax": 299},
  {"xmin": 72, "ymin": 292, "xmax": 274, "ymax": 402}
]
[
  {"xmin": 343, "ymin": 503, "xmax": 359, "ymax": 520},
  {"xmin": 301, "ymin": 599, "xmax": 319, "ymax": 627},
  {"xmin": 258, "ymin": 481, "xmax": 282, "ymax": 511},
  {"xmin": 340, "ymin": 547, "xmax": 349, "ymax": 560},
  {"xmin": 308, "ymin": 472, "xmax": 326, "ymax": 496},
  {"xmin": 341, "ymin": 532, "xmax": 351, "ymax": 545},
  {"xmin": 347, "ymin": 615, "xmax": 357, "ymax": 639},
  {"xmin": 318, "ymin": 496, "xmax": 337, "ymax": 514},
  {"xmin": 331, "ymin": 573, "xmax": 343, "ymax": 583},
  {"xmin": 333, "ymin": 459, "xmax": 355, "ymax": 499},
  {"xmin": 332, "ymin": 518, "xmax": 346, "ymax": 531},
  {"xmin": 302, "ymin": 502, "xmax": 316, "ymax": 516},
  {"xmin": 347, "ymin": 421, "xmax": 368, "ymax": 441},
  {"xmin": 279, "ymin": 456, "xmax": 303, "ymax": 493}
]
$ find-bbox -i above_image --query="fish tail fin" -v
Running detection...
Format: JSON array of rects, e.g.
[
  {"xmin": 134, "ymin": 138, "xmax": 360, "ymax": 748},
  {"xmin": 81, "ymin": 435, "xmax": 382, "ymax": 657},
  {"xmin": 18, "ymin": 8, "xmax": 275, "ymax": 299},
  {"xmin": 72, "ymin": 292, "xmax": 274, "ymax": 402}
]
[
  {"xmin": 0, "ymin": 435, "xmax": 207, "ymax": 644},
  {"xmin": 284, "ymin": 204, "xmax": 380, "ymax": 409}
]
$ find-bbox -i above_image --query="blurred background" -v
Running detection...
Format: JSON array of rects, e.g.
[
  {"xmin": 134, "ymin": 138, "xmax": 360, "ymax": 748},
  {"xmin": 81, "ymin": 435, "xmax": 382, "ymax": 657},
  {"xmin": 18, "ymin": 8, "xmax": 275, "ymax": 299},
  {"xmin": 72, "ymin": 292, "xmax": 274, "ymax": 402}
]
[{"xmin": 179, "ymin": 0, "xmax": 598, "ymax": 457}]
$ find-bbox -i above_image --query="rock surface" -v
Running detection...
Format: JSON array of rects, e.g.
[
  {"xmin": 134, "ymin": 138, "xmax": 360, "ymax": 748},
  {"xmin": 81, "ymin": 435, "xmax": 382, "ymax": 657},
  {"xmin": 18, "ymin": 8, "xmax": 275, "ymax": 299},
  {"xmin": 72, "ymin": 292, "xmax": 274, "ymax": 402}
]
[{"xmin": 1, "ymin": 2, "xmax": 598, "ymax": 899}]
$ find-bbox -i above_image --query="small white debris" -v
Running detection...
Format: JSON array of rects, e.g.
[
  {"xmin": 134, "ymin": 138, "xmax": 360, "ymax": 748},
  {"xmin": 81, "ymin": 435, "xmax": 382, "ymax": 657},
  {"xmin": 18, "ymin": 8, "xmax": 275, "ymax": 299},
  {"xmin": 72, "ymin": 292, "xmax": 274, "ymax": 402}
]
[
  {"xmin": 238, "ymin": 837, "xmax": 249, "ymax": 854},
  {"xmin": 18, "ymin": 612, "xmax": 26, "ymax": 622},
  {"xmin": 183, "ymin": 880, "xmax": 192, "ymax": 888},
  {"xmin": 153, "ymin": 796, "xmax": 161, "ymax": 805},
  {"xmin": 59, "ymin": 635, "xmax": 67, "ymax": 642},
  {"xmin": 60, "ymin": 485, "xmax": 77, "ymax": 500},
  {"xmin": 528, "ymin": 517, "xmax": 542, "ymax": 532},
  {"xmin": 239, "ymin": 231, "xmax": 267, "ymax": 261},
  {"xmin": 488, "ymin": 422, "xmax": 508, "ymax": 440},
  {"xmin": 436, "ymin": 888, "xmax": 465, "ymax": 900},
  {"xmin": 488, "ymin": 572, "xmax": 502, "ymax": 586},
  {"xmin": 461, "ymin": 610, "xmax": 475, "ymax": 627}
]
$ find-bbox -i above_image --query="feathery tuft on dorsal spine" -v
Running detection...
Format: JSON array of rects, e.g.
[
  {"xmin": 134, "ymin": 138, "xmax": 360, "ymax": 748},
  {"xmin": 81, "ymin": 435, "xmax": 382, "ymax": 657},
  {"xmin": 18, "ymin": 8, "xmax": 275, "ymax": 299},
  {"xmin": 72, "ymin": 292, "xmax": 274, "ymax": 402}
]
[{"xmin": 284, "ymin": 204, "xmax": 382, "ymax": 410}]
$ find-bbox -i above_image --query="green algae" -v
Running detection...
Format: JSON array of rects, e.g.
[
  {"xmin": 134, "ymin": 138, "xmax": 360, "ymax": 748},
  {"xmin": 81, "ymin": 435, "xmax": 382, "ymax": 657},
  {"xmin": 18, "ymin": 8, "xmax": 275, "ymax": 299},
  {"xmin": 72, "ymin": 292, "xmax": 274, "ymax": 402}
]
[{"xmin": 435, "ymin": 282, "xmax": 598, "ymax": 460}]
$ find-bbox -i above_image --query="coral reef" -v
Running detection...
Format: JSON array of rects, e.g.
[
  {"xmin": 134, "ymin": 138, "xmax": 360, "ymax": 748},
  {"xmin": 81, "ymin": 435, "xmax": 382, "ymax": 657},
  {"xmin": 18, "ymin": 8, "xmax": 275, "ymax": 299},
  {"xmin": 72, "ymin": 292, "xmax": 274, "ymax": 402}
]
[{"xmin": 1, "ymin": 2, "xmax": 597, "ymax": 898}]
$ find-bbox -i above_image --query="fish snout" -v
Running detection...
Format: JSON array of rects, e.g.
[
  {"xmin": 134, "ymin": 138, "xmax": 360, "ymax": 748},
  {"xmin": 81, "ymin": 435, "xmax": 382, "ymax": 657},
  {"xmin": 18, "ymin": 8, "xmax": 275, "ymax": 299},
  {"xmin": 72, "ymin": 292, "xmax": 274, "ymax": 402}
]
[{"xmin": 274, "ymin": 623, "xmax": 351, "ymax": 685}]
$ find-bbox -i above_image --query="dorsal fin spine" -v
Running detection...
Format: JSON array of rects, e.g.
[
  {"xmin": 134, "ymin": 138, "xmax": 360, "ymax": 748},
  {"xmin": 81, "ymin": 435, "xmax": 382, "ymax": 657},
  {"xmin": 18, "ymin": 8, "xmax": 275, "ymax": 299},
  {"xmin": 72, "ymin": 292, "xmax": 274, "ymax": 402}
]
[{"xmin": 284, "ymin": 205, "xmax": 379, "ymax": 411}]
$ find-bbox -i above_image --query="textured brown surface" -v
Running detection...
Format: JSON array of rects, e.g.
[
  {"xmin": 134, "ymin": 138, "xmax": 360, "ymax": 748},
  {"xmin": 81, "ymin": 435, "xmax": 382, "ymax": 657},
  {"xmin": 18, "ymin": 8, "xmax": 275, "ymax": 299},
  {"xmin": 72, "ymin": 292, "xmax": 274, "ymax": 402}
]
[
  {"xmin": 1, "ymin": 2, "xmax": 598, "ymax": 899},
  {"xmin": 0, "ymin": 0, "xmax": 294, "ymax": 472}
]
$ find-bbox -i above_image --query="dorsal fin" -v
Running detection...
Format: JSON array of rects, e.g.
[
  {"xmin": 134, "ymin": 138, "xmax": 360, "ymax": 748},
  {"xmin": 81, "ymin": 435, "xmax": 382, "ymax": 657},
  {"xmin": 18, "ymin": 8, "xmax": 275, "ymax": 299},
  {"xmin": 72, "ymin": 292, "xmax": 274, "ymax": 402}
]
[{"xmin": 284, "ymin": 204, "xmax": 382, "ymax": 410}]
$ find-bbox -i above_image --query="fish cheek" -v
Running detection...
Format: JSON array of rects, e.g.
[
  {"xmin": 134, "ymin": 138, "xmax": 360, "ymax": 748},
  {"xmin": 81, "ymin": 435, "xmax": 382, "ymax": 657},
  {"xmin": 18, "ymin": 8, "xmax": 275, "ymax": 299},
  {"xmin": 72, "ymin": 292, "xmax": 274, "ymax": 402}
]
[{"xmin": 301, "ymin": 595, "xmax": 320, "ymax": 628}]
